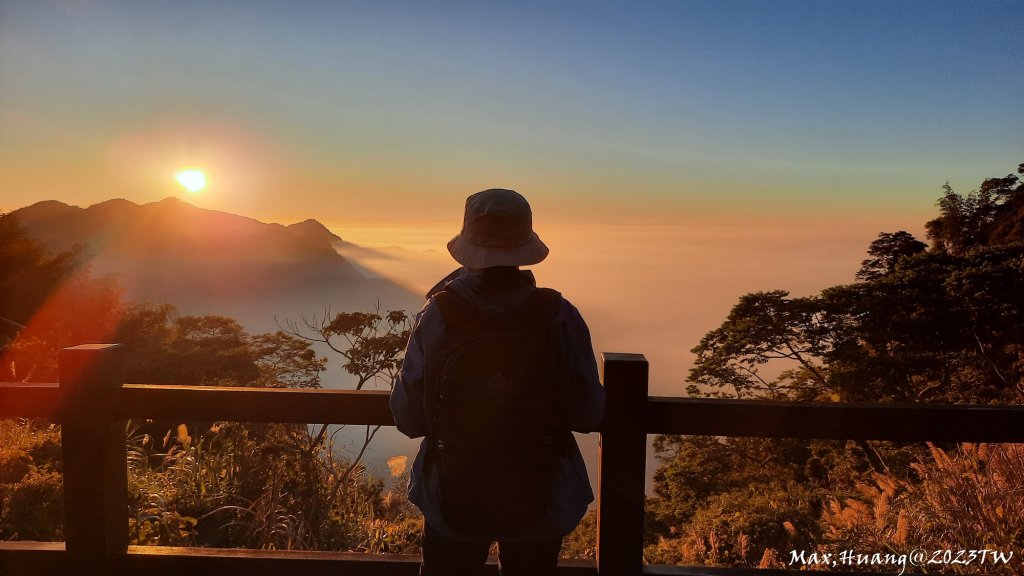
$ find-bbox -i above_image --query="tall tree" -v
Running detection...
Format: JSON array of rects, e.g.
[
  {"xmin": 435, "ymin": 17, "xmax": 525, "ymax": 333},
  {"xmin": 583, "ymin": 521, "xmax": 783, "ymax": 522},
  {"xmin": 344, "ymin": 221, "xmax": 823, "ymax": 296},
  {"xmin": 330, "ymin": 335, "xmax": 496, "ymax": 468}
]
[
  {"xmin": 281, "ymin": 306, "xmax": 411, "ymax": 489},
  {"xmin": 856, "ymin": 231, "xmax": 927, "ymax": 281},
  {"xmin": 1, "ymin": 213, "xmax": 123, "ymax": 381},
  {"xmin": 926, "ymin": 164, "xmax": 1023, "ymax": 254}
]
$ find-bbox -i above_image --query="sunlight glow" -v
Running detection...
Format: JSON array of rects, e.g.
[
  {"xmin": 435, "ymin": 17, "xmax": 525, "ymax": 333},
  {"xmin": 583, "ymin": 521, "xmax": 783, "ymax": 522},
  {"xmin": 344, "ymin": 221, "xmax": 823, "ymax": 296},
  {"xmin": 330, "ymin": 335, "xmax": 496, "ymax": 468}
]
[{"xmin": 175, "ymin": 169, "xmax": 207, "ymax": 193}]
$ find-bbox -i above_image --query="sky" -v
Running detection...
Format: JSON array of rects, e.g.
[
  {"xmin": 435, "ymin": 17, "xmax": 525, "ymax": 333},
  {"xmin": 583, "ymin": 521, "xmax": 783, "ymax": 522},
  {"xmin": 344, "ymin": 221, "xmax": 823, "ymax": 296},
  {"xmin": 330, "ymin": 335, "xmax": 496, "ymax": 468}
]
[
  {"xmin": 3, "ymin": 0, "xmax": 1022, "ymax": 492},
  {"xmin": 1, "ymin": 0, "xmax": 1021, "ymax": 227}
]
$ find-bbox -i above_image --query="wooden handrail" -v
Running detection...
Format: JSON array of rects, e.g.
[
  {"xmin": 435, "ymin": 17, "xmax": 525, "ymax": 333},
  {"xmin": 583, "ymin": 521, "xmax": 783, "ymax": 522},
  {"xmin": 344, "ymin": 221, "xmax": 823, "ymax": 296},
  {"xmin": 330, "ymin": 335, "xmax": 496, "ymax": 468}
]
[
  {"xmin": 5, "ymin": 384, "xmax": 1022, "ymax": 441},
  {"xmin": 1, "ymin": 345, "xmax": 1020, "ymax": 576},
  {"xmin": 645, "ymin": 396, "xmax": 1024, "ymax": 441}
]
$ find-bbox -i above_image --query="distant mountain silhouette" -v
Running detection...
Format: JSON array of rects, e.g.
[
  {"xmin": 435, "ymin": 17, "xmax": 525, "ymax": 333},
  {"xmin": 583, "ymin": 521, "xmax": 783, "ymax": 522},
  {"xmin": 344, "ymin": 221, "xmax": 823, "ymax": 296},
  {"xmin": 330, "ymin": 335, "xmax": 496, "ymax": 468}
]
[
  {"xmin": 286, "ymin": 218, "xmax": 353, "ymax": 249},
  {"xmin": 12, "ymin": 197, "xmax": 422, "ymax": 334},
  {"xmin": 286, "ymin": 218, "xmax": 402, "ymax": 263}
]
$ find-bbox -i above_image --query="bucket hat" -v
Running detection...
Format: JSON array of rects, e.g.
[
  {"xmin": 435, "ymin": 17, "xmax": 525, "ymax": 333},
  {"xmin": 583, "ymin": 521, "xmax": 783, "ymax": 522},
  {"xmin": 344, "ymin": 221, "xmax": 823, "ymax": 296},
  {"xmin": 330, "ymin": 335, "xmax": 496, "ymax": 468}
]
[{"xmin": 447, "ymin": 189, "xmax": 549, "ymax": 268}]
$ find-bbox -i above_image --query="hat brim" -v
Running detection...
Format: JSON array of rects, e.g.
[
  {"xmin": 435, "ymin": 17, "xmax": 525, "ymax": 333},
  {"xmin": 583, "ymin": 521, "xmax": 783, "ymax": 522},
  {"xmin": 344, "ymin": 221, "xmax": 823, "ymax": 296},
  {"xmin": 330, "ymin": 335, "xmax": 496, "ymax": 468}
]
[{"xmin": 447, "ymin": 232, "xmax": 549, "ymax": 268}]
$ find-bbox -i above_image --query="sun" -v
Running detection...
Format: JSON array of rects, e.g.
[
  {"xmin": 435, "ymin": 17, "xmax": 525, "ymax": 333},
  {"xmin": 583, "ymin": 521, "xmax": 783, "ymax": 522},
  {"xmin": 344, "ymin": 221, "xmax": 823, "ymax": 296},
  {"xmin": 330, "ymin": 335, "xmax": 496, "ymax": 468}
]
[{"xmin": 175, "ymin": 169, "xmax": 207, "ymax": 193}]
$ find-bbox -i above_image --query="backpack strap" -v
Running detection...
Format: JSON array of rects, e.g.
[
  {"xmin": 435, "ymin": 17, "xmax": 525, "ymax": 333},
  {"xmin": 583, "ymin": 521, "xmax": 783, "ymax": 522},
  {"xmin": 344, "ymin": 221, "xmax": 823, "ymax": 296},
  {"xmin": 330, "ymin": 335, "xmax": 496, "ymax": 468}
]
[
  {"xmin": 520, "ymin": 287, "xmax": 562, "ymax": 325},
  {"xmin": 434, "ymin": 289, "xmax": 480, "ymax": 339}
]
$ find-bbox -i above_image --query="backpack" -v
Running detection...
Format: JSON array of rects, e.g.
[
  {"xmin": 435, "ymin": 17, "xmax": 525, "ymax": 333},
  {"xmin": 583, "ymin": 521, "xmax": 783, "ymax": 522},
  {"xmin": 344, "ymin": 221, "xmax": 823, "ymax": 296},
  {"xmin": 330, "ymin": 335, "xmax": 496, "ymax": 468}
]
[{"xmin": 424, "ymin": 286, "xmax": 565, "ymax": 537}]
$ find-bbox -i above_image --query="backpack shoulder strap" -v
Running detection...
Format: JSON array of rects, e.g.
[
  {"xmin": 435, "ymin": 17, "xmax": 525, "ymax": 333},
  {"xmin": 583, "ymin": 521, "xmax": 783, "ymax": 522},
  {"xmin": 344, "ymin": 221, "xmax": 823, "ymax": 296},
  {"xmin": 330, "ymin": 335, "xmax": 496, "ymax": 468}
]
[
  {"xmin": 519, "ymin": 287, "xmax": 562, "ymax": 325},
  {"xmin": 435, "ymin": 287, "xmax": 561, "ymax": 330},
  {"xmin": 432, "ymin": 289, "xmax": 478, "ymax": 337},
  {"xmin": 423, "ymin": 289, "xmax": 472, "ymax": 439}
]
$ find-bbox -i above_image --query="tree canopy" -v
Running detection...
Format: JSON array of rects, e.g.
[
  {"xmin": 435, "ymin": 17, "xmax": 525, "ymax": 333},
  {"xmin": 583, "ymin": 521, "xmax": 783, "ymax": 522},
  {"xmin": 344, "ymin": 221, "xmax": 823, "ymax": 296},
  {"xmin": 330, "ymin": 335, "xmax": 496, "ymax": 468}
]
[{"xmin": 688, "ymin": 165, "xmax": 1024, "ymax": 404}]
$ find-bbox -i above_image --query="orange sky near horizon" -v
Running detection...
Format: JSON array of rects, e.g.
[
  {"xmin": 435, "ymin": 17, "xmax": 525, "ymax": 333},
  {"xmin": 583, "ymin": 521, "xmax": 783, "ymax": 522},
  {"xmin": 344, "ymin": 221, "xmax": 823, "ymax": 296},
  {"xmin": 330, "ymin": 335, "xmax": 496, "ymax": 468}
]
[{"xmin": 327, "ymin": 220, "xmax": 922, "ymax": 396}]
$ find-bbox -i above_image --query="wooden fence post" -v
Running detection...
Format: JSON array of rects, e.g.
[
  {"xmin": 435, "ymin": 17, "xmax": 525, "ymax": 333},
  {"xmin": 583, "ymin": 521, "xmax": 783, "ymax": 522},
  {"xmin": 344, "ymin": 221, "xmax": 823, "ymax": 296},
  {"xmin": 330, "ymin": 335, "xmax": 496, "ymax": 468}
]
[
  {"xmin": 597, "ymin": 353, "xmax": 648, "ymax": 576},
  {"xmin": 59, "ymin": 344, "xmax": 127, "ymax": 576}
]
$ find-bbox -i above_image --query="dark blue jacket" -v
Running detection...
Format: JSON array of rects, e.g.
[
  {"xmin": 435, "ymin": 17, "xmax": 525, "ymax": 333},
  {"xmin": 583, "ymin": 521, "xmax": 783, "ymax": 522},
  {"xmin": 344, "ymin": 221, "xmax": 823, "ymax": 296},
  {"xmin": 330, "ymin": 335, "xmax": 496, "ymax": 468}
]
[{"xmin": 390, "ymin": 267, "xmax": 605, "ymax": 542}]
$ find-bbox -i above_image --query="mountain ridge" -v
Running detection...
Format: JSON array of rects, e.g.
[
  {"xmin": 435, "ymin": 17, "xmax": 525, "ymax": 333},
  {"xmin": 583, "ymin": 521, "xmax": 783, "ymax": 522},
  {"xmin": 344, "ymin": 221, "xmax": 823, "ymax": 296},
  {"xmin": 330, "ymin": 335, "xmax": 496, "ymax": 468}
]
[{"xmin": 10, "ymin": 197, "xmax": 422, "ymax": 334}]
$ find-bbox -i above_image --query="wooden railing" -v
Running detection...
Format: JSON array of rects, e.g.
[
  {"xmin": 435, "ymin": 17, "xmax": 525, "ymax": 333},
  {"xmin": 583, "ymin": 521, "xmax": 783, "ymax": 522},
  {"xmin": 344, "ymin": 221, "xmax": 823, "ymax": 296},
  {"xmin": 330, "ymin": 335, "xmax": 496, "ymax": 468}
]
[{"xmin": 1, "ymin": 345, "xmax": 1022, "ymax": 576}]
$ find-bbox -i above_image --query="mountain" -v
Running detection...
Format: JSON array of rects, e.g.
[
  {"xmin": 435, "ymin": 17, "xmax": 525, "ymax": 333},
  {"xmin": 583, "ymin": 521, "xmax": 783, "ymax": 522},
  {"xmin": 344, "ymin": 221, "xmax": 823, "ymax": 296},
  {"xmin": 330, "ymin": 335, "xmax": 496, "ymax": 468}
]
[
  {"xmin": 11, "ymin": 197, "xmax": 422, "ymax": 334},
  {"xmin": 286, "ymin": 218, "xmax": 350, "ymax": 248}
]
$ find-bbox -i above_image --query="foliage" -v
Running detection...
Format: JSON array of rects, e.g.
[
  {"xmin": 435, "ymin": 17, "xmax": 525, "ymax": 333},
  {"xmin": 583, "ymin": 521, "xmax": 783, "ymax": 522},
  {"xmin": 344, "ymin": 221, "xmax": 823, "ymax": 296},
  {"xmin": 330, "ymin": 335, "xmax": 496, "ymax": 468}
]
[
  {"xmin": 123, "ymin": 418, "xmax": 420, "ymax": 551},
  {"xmin": 856, "ymin": 231, "xmax": 927, "ymax": 281},
  {"xmin": 0, "ymin": 213, "xmax": 125, "ymax": 382},
  {"xmin": 0, "ymin": 419, "xmax": 63, "ymax": 541},
  {"xmin": 0, "ymin": 213, "xmax": 79, "ymax": 331},
  {"xmin": 280, "ymin": 304, "xmax": 411, "ymax": 483},
  {"xmin": 652, "ymin": 161, "xmax": 1024, "ymax": 568},
  {"xmin": 110, "ymin": 302, "xmax": 416, "ymax": 551},
  {"xmin": 114, "ymin": 303, "xmax": 326, "ymax": 388},
  {"xmin": 687, "ymin": 290, "xmax": 833, "ymax": 400},
  {"xmin": 646, "ymin": 480, "xmax": 820, "ymax": 567},
  {"xmin": 689, "ymin": 246, "xmax": 1024, "ymax": 405},
  {"xmin": 281, "ymin": 305, "xmax": 410, "ymax": 391},
  {"xmin": 911, "ymin": 443, "xmax": 1024, "ymax": 566},
  {"xmin": 821, "ymin": 443, "xmax": 1024, "ymax": 575},
  {"xmin": 926, "ymin": 164, "xmax": 1024, "ymax": 254},
  {"xmin": 561, "ymin": 509, "xmax": 598, "ymax": 559}
]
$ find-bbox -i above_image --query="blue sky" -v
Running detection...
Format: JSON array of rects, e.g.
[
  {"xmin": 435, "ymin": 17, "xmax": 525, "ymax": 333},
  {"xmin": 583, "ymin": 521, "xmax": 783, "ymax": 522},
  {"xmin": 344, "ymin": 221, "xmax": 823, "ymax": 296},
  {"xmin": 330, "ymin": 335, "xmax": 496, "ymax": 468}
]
[{"xmin": 1, "ymin": 0, "xmax": 1021, "ymax": 225}]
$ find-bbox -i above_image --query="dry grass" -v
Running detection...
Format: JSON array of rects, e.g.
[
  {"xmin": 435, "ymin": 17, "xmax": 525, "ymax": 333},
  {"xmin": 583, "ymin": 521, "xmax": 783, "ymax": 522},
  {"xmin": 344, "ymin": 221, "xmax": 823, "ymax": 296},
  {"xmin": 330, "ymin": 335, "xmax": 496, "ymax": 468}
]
[{"xmin": 822, "ymin": 443, "xmax": 1024, "ymax": 575}]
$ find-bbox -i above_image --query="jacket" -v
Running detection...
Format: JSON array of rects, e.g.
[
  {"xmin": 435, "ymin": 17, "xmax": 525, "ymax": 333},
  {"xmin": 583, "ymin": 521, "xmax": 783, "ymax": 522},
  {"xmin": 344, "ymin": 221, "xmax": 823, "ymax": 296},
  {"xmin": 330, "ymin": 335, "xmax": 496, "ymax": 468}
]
[{"xmin": 389, "ymin": 267, "xmax": 605, "ymax": 542}]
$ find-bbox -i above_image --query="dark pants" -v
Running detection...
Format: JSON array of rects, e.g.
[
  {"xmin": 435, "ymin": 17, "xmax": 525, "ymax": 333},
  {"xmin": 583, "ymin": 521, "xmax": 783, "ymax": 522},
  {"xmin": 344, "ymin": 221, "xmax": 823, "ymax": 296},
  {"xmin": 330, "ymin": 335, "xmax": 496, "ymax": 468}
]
[{"xmin": 420, "ymin": 522, "xmax": 562, "ymax": 576}]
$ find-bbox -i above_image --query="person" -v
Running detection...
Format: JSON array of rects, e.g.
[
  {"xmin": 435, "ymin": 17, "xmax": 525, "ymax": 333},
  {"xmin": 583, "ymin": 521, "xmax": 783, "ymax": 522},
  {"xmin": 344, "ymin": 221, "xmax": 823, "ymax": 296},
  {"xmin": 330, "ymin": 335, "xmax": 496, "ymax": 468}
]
[{"xmin": 390, "ymin": 188, "xmax": 605, "ymax": 576}]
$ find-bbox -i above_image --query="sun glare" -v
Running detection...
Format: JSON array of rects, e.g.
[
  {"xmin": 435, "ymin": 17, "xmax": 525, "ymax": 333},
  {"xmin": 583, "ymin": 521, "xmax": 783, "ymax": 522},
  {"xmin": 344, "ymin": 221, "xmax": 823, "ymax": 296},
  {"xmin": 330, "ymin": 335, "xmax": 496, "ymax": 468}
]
[{"xmin": 175, "ymin": 169, "xmax": 207, "ymax": 193}]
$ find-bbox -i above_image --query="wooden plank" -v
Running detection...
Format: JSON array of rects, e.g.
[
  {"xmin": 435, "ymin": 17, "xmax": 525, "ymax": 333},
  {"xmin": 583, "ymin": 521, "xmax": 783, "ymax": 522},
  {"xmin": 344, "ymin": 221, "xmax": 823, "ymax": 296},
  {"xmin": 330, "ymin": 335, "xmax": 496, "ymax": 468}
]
[
  {"xmin": 117, "ymin": 385, "xmax": 395, "ymax": 425},
  {"xmin": 646, "ymin": 396, "xmax": 1024, "ymax": 442},
  {"xmin": 598, "ymin": 353, "xmax": 648, "ymax": 576},
  {"xmin": 0, "ymin": 544, "xmax": 597, "ymax": 576},
  {"xmin": 0, "ymin": 542, "xmax": 66, "ymax": 576},
  {"xmin": 0, "ymin": 382, "xmax": 61, "ymax": 418},
  {"xmin": 126, "ymin": 546, "xmax": 421, "ymax": 576},
  {"xmin": 125, "ymin": 546, "xmax": 596, "ymax": 576},
  {"xmin": 59, "ymin": 344, "xmax": 128, "ymax": 576}
]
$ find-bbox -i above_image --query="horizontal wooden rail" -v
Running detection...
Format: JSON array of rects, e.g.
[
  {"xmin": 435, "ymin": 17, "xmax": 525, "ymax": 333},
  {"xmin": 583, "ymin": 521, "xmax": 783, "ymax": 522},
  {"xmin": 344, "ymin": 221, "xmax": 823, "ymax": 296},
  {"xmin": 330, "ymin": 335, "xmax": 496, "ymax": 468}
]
[
  {"xmin": 646, "ymin": 396, "xmax": 1024, "ymax": 441},
  {"xmin": 6, "ymin": 384, "xmax": 1021, "ymax": 441},
  {"xmin": 118, "ymin": 385, "xmax": 395, "ymax": 425},
  {"xmin": 0, "ymin": 382, "xmax": 60, "ymax": 418},
  {"xmin": 0, "ymin": 543, "xmax": 597, "ymax": 576},
  {"xmin": 0, "ymin": 383, "xmax": 394, "ymax": 425}
]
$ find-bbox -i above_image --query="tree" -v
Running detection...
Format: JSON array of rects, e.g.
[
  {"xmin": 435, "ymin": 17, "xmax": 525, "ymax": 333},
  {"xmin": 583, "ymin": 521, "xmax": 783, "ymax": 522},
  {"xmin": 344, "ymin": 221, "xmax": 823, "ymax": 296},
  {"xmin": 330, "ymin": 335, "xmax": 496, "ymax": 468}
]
[
  {"xmin": 280, "ymin": 305, "xmax": 411, "ymax": 489},
  {"xmin": 855, "ymin": 231, "xmax": 927, "ymax": 281},
  {"xmin": 986, "ymin": 163, "xmax": 1024, "ymax": 246},
  {"xmin": 687, "ymin": 290, "xmax": 833, "ymax": 401},
  {"xmin": 115, "ymin": 303, "xmax": 327, "ymax": 389},
  {"xmin": 1, "ymin": 212, "xmax": 126, "ymax": 381},
  {"xmin": 689, "ymin": 248, "xmax": 1024, "ymax": 405},
  {"xmin": 0, "ymin": 212, "xmax": 79, "ymax": 331},
  {"xmin": 282, "ymin": 306, "xmax": 410, "ymax": 390},
  {"xmin": 925, "ymin": 165, "xmax": 1023, "ymax": 254}
]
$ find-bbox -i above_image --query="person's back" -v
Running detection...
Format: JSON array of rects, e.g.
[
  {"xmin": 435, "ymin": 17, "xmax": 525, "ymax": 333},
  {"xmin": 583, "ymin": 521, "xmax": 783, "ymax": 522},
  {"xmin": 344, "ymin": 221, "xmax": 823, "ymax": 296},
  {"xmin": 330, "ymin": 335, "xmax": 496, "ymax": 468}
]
[{"xmin": 390, "ymin": 189, "xmax": 605, "ymax": 576}]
